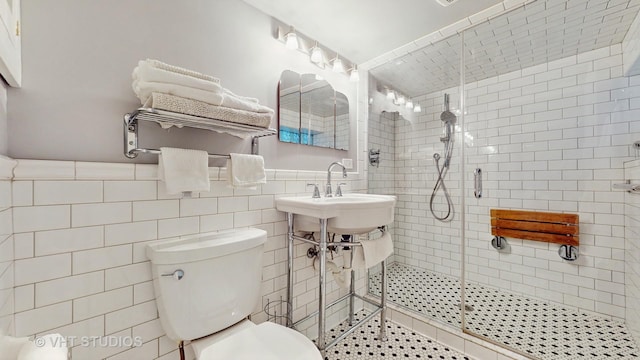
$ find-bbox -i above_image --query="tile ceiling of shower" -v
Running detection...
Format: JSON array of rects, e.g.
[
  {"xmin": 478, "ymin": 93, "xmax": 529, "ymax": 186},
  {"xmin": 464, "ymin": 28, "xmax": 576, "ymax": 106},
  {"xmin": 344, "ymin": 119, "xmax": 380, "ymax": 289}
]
[{"xmin": 369, "ymin": 0, "xmax": 640, "ymax": 97}]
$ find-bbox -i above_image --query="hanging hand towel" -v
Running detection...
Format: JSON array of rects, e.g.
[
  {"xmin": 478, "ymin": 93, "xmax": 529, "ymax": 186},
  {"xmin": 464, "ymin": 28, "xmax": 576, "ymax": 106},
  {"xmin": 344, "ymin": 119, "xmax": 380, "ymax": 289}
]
[
  {"xmin": 351, "ymin": 231, "xmax": 394, "ymax": 269},
  {"xmin": 159, "ymin": 147, "xmax": 210, "ymax": 195},
  {"xmin": 226, "ymin": 153, "xmax": 266, "ymax": 189}
]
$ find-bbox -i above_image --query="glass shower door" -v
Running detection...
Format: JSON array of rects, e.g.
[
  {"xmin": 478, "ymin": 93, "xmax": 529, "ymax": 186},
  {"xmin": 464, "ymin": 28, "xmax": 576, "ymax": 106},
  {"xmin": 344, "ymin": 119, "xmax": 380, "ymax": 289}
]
[{"xmin": 367, "ymin": 34, "xmax": 465, "ymax": 331}]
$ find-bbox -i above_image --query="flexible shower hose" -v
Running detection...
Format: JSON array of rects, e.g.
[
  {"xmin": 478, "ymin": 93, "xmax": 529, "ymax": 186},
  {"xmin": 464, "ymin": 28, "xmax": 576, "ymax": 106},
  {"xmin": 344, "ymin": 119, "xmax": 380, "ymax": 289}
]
[{"xmin": 430, "ymin": 154, "xmax": 454, "ymax": 222}]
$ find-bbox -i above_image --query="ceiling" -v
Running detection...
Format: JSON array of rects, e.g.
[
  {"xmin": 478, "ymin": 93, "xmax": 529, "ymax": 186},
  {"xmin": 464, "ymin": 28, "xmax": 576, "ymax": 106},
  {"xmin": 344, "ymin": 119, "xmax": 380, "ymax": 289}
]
[
  {"xmin": 243, "ymin": 0, "xmax": 640, "ymax": 97},
  {"xmin": 242, "ymin": 0, "xmax": 503, "ymax": 64},
  {"xmin": 369, "ymin": 0, "xmax": 640, "ymax": 96}
]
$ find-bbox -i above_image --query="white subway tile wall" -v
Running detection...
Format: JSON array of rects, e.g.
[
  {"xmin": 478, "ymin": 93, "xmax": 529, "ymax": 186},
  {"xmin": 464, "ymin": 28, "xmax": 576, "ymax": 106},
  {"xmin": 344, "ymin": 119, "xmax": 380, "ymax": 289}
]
[
  {"xmin": 9, "ymin": 162, "xmax": 365, "ymax": 359},
  {"xmin": 377, "ymin": 45, "xmax": 640, "ymax": 321},
  {"xmin": 463, "ymin": 45, "xmax": 637, "ymax": 319}
]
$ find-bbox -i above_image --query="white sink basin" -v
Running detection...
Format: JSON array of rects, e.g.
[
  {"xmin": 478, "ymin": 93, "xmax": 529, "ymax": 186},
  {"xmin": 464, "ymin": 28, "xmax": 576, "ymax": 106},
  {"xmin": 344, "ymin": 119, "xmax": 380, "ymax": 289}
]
[{"xmin": 275, "ymin": 193, "xmax": 396, "ymax": 234}]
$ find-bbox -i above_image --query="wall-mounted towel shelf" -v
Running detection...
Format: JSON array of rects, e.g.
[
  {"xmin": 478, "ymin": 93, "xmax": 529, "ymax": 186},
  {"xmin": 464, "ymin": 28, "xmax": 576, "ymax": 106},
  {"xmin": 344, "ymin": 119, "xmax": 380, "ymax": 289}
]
[{"xmin": 123, "ymin": 107, "xmax": 277, "ymax": 159}]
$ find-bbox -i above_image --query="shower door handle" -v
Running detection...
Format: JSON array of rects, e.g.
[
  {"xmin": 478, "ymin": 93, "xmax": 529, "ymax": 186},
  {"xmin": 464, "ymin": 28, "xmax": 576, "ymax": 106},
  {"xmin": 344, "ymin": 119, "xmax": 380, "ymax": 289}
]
[{"xmin": 474, "ymin": 168, "xmax": 482, "ymax": 199}]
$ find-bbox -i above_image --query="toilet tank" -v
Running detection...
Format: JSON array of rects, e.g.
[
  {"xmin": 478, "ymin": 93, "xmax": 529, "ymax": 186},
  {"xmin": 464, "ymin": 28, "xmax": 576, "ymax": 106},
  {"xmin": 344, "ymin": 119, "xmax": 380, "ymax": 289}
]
[{"xmin": 146, "ymin": 228, "xmax": 267, "ymax": 342}]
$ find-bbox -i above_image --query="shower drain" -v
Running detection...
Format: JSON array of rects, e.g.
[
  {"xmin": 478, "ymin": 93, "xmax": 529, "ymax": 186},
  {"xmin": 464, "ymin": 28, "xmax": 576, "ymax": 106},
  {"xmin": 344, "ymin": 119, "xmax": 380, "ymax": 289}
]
[{"xmin": 456, "ymin": 303, "xmax": 474, "ymax": 312}]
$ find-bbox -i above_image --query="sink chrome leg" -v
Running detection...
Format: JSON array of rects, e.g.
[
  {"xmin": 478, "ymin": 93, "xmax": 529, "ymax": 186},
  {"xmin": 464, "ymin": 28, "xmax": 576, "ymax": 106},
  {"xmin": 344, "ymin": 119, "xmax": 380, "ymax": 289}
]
[
  {"xmin": 317, "ymin": 218, "xmax": 328, "ymax": 353},
  {"xmin": 378, "ymin": 258, "xmax": 388, "ymax": 341},
  {"xmin": 349, "ymin": 235, "xmax": 355, "ymax": 326},
  {"xmin": 286, "ymin": 212, "xmax": 294, "ymax": 327}
]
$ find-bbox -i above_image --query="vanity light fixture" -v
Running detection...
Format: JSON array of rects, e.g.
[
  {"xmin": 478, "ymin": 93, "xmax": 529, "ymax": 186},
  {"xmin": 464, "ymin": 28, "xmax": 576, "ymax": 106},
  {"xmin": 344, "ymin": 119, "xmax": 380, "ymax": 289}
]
[
  {"xmin": 349, "ymin": 65, "xmax": 359, "ymax": 82},
  {"xmin": 284, "ymin": 26, "xmax": 299, "ymax": 50},
  {"xmin": 277, "ymin": 23, "xmax": 356, "ymax": 81},
  {"xmin": 414, "ymin": 103, "xmax": 422, "ymax": 112},
  {"xmin": 332, "ymin": 55, "xmax": 345, "ymax": 73}
]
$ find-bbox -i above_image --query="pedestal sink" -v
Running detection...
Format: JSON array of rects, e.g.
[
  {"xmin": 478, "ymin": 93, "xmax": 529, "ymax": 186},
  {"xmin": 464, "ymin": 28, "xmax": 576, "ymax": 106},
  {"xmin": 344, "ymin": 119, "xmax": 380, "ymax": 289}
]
[{"xmin": 275, "ymin": 193, "xmax": 396, "ymax": 234}]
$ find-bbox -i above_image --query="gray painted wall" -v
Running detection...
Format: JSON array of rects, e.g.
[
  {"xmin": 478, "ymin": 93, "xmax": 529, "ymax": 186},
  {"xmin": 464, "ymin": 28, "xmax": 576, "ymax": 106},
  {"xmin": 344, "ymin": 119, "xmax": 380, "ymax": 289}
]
[
  {"xmin": 0, "ymin": 81, "xmax": 6, "ymax": 156},
  {"xmin": 7, "ymin": 0, "xmax": 357, "ymax": 170}
]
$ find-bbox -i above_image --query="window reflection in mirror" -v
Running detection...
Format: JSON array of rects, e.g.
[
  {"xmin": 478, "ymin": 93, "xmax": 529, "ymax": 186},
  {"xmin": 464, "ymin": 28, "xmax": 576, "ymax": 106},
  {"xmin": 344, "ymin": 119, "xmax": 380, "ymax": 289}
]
[
  {"xmin": 301, "ymin": 74, "xmax": 334, "ymax": 148},
  {"xmin": 277, "ymin": 70, "xmax": 349, "ymax": 150},
  {"xmin": 335, "ymin": 92, "xmax": 349, "ymax": 150},
  {"xmin": 278, "ymin": 70, "xmax": 301, "ymax": 144}
]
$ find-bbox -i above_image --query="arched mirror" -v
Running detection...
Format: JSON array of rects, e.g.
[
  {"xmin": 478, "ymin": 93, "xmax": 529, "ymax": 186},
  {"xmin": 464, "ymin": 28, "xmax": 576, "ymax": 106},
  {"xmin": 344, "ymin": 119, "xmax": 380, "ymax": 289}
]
[{"xmin": 277, "ymin": 70, "xmax": 350, "ymax": 150}]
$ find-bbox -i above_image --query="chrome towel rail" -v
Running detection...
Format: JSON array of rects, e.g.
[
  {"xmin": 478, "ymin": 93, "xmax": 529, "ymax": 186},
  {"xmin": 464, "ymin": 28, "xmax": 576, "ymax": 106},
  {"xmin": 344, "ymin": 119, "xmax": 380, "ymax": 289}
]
[
  {"xmin": 127, "ymin": 147, "xmax": 230, "ymax": 159},
  {"xmin": 123, "ymin": 107, "xmax": 276, "ymax": 159}
]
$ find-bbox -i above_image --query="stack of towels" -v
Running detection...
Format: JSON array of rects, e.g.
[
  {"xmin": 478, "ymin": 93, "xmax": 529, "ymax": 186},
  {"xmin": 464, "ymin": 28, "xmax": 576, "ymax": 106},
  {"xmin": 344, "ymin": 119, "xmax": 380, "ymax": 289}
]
[{"xmin": 131, "ymin": 59, "xmax": 274, "ymax": 129}]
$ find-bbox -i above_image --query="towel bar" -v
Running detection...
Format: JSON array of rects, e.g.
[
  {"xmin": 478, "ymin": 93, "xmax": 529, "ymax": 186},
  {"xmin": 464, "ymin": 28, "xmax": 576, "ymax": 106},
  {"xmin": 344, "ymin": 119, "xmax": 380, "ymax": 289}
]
[
  {"xmin": 123, "ymin": 107, "xmax": 276, "ymax": 159},
  {"xmin": 127, "ymin": 147, "xmax": 230, "ymax": 159}
]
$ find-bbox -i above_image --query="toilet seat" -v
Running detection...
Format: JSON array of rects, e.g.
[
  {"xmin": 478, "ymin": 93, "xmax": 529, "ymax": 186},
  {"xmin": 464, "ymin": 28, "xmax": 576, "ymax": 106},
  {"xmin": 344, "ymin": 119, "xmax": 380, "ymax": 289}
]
[{"xmin": 193, "ymin": 320, "xmax": 322, "ymax": 360}]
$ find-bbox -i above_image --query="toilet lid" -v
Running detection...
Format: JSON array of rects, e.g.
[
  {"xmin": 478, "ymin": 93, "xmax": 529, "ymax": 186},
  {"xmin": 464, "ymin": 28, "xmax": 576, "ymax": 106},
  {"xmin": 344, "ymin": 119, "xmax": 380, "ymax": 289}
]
[{"xmin": 196, "ymin": 322, "xmax": 322, "ymax": 360}]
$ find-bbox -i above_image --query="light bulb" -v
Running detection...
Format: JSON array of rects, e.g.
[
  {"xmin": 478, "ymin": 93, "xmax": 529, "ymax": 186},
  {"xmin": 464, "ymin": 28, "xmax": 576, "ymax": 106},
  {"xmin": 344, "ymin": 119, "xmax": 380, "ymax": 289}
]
[
  {"xmin": 414, "ymin": 104, "xmax": 422, "ymax": 113},
  {"xmin": 406, "ymin": 99, "xmax": 414, "ymax": 109},
  {"xmin": 397, "ymin": 95, "xmax": 405, "ymax": 105},
  {"xmin": 310, "ymin": 46, "xmax": 323, "ymax": 64},
  {"xmin": 349, "ymin": 66, "xmax": 359, "ymax": 82},
  {"xmin": 386, "ymin": 89, "xmax": 395, "ymax": 100},
  {"xmin": 285, "ymin": 27, "xmax": 298, "ymax": 50},
  {"xmin": 332, "ymin": 56, "xmax": 345, "ymax": 73}
]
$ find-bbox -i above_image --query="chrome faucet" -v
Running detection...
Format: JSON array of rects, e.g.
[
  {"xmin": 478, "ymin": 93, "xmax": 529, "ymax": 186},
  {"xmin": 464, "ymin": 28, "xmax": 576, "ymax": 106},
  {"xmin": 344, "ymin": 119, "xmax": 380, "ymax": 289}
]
[{"xmin": 326, "ymin": 161, "xmax": 347, "ymax": 197}]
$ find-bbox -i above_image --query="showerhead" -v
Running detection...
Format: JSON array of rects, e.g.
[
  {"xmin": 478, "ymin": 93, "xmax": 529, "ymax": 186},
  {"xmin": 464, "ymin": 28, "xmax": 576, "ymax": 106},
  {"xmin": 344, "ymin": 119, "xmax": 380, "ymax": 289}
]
[
  {"xmin": 441, "ymin": 93, "xmax": 457, "ymax": 123},
  {"xmin": 441, "ymin": 111, "xmax": 457, "ymax": 123}
]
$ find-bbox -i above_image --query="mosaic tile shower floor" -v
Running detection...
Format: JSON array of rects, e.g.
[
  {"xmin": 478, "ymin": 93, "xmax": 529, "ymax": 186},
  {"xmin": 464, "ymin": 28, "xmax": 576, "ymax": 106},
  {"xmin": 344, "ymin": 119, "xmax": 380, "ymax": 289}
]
[
  {"xmin": 369, "ymin": 263, "xmax": 639, "ymax": 359},
  {"xmin": 322, "ymin": 311, "xmax": 470, "ymax": 360}
]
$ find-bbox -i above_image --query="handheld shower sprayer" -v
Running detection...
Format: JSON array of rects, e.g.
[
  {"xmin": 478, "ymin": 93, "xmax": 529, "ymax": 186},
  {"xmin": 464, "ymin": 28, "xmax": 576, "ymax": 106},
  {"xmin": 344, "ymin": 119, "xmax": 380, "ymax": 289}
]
[{"xmin": 430, "ymin": 93, "xmax": 457, "ymax": 222}]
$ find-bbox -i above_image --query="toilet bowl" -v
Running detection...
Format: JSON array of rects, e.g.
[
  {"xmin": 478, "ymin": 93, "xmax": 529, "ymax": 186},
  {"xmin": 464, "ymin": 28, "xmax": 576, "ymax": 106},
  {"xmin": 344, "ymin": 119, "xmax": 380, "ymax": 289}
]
[
  {"xmin": 146, "ymin": 228, "xmax": 321, "ymax": 360},
  {"xmin": 191, "ymin": 319, "xmax": 320, "ymax": 360}
]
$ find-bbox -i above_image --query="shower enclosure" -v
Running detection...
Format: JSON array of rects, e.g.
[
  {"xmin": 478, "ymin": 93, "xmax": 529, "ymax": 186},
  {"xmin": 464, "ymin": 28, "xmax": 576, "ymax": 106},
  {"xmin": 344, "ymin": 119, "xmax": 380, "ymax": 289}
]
[{"xmin": 367, "ymin": 1, "xmax": 640, "ymax": 358}]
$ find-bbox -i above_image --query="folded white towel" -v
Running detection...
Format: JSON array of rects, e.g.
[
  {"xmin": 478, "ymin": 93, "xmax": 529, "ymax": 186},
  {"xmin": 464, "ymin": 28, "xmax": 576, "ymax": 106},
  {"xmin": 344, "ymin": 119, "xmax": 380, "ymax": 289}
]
[
  {"xmin": 351, "ymin": 232, "xmax": 394, "ymax": 269},
  {"xmin": 133, "ymin": 80, "xmax": 224, "ymax": 107},
  {"xmin": 133, "ymin": 62, "xmax": 223, "ymax": 94},
  {"xmin": 133, "ymin": 80, "xmax": 274, "ymax": 115},
  {"xmin": 226, "ymin": 153, "xmax": 266, "ymax": 189},
  {"xmin": 220, "ymin": 92, "xmax": 274, "ymax": 114},
  {"xmin": 146, "ymin": 93, "xmax": 273, "ymax": 131},
  {"xmin": 159, "ymin": 147, "xmax": 210, "ymax": 195},
  {"xmin": 223, "ymin": 88, "xmax": 259, "ymax": 104},
  {"xmin": 143, "ymin": 59, "xmax": 220, "ymax": 83}
]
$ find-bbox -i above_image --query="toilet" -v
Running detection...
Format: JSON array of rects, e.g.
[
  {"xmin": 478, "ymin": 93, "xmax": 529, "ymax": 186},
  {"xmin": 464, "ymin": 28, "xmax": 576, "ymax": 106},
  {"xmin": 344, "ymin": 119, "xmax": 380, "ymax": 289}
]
[{"xmin": 146, "ymin": 228, "xmax": 322, "ymax": 360}]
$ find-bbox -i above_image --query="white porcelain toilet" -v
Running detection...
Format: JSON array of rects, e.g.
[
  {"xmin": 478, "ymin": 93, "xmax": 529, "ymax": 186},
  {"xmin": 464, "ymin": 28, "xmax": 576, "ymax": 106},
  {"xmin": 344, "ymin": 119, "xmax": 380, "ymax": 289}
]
[{"xmin": 146, "ymin": 228, "xmax": 322, "ymax": 360}]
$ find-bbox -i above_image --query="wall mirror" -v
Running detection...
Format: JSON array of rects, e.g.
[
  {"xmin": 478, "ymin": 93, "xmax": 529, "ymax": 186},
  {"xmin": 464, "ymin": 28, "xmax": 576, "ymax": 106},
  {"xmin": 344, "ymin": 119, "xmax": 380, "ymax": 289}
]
[{"xmin": 278, "ymin": 70, "xmax": 350, "ymax": 150}]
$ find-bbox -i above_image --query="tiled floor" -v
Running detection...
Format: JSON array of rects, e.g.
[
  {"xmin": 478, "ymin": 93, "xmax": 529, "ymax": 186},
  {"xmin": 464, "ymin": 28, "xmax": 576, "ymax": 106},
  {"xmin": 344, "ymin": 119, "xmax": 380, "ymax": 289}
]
[
  {"xmin": 369, "ymin": 263, "xmax": 640, "ymax": 359},
  {"xmin": 323, "ymin": 311, "xmax": 471, "ymax": 360}
]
